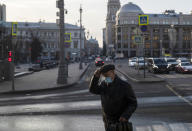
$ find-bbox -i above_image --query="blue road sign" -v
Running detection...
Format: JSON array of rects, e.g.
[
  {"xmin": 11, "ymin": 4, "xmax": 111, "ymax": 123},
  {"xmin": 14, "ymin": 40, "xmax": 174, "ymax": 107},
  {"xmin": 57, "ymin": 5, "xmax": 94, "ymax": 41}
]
[
  {"xmin": 140, "ymin": 25, "xmax": 148, "ymax": 32},
  {"xmin": 139, "ymin": 15, "xmax": 149, "ymax": 26}
]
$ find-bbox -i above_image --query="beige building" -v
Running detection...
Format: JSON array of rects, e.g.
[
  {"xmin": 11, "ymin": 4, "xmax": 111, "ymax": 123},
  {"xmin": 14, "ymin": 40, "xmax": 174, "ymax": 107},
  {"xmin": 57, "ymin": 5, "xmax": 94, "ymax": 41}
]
[
  {"xmin": 106, "ymin": 0, "xmax": 120, "ymax": 56},
  {"xmin": 105, "ymin": 1, "xmax": 192, "ymax": 58},
  {"xmin": 1, "ymin": 21, "xmax": 85, "ymax": 62},
  {"xmin": 85, "ymin": 37, "xmax": 99, "ymax": 56}
]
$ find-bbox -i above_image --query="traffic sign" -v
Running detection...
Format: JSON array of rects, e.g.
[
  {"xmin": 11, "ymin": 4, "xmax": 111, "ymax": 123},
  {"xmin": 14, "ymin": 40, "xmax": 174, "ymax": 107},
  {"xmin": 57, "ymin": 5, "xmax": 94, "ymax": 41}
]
[
  {"xmin": 134, "ymin": 35, "xmax": 143, "ymax": 44},
  {"xmin": 140, "ymin": 25, "xmax": 148, "ymax": 32},
  {"xmin": 64, "ymin": 33, "xmax": 72, "ymax": 43},
  {"xmin": 12, "ymin": 22, "xmax": 18, "ymax": 37},
  {"xmin": 139, "ymin": 15, "xmax": 149, "ymax": 26}
]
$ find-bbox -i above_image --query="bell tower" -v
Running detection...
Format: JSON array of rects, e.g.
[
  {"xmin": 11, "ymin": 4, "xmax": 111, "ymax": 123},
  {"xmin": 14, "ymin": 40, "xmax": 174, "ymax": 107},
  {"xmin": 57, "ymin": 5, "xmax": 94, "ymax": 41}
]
[
  {"xmin": 106, "ymin": 0, "xmax": 120, "ymax": 56},
  {"xmin": 107, "ymin": 0, "xmax": 120, "ymax": 22}
]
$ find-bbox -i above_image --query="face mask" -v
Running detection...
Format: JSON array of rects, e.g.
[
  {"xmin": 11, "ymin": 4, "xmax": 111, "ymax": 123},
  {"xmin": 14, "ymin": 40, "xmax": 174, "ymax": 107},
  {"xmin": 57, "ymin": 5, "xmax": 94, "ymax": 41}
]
[{"xmin": 105, "ymin": 77, "xmax": 113, "ymax": 84}]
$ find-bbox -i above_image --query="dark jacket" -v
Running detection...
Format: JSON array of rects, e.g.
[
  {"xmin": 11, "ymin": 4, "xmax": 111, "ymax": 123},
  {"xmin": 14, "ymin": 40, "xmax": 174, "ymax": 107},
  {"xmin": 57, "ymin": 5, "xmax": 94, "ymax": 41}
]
[{"xmin": 89, "ymin": 75, "xmax": 137, "ymax": 122}]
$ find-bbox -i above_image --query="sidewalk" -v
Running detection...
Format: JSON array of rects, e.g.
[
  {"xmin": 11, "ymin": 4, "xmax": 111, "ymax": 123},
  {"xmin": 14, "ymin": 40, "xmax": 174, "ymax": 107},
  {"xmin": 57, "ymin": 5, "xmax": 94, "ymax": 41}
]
[
  {"xmin": 0, "ymin": 63, "xmax": 90, "ymax": 93},
  {"xmin": 114, "ymin": 60, "xmax": 165, "ymax": 83},
  {"xmin": 15, "ymin": 64, "xmax": 31, "ymax": 73}
]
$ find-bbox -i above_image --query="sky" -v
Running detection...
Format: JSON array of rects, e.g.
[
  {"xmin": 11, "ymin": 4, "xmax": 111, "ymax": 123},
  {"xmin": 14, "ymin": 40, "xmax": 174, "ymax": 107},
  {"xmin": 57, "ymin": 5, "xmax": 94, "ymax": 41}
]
[{"xmin": 2, "ymin": 0, "xmax": 192, "ymax": 47}]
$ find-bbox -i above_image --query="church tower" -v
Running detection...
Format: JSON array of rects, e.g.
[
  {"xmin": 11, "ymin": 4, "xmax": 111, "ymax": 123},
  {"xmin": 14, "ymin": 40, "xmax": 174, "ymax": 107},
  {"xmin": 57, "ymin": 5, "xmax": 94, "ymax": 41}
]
[{"xmin": 106, "ymin": 0, "xmax": 120, "ymax": 56}]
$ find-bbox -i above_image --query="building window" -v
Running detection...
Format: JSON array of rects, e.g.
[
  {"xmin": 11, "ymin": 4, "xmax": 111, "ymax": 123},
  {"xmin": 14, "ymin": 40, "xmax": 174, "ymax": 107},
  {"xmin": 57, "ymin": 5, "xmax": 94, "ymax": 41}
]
[
  {"xmin": 74, "ymin": 41, "xmax": 78, "ymax": 48},
  {"xmin": 117, "ymin": 35, "xmax": 121, "ymax": 41},
  {"xmin": 51, "ymin": 43, "xmax": 54, "ymax": 48},
  {"xmin": 74, "ymin": 32, "xmax": 78, "ymax": 37},
  {"xmin": 153, "ymin": 28, "xmax": 159, "ymax": 33},
  {"xmin": 118, "ymin": 27, "xmax": 121, "ymax": 33},
  {"xmin": 163, "ymin": 35, "xmax": 169, "ymax": 41},
  {"xmin": 118, "ymin": 43, "xmax": 121, "ymax": 48},
  {"xmin": 153, "ymin": 36, "xmax": 159, "ymax": 40},
  {"xmin": 164, "ymin": 29, "xmax": 168, "ymax": 33}
]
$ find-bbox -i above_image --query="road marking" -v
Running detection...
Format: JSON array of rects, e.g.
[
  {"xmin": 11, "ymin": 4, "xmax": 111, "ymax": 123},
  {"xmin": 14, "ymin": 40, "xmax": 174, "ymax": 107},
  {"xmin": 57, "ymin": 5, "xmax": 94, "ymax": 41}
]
[
  {"xmin": 136, "ymin": 126, "xmax": 152, "ymax": 131},
  {"xmin": 134, "ymin": 123, "xmax": 192, "ymax": 131},
  {"xmin": 166, "ymin": 84, "xmax": 192, "ymax": 106},
  {"xmin": 169, "ymin": 123, "xmax": 188, "ymax": 131},
  {"xmin": 116, "ymin": 69, "xmax": 139, "ymax": 82},
  {"xmin": 152, "ymin": 125, "xmax": 169, "ymax": 131},
  {"xmin": 156, "ymin": 74, "xmax": 192, "ymax": 79}
]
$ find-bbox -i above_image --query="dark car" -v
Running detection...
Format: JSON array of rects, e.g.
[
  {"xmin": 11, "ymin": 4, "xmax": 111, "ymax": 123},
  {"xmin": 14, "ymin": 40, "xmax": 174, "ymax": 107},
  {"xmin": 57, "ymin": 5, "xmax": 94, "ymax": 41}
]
[
  {"xmin": 28, "ymin": 64, "xmax": 41, "ymax": 72},
  {"xmin": 164, "ymin": 58, "xmax": 179, "ymax": 71},
  {"xmin": 148, "ymin": 58, "xmax": 169, "ymax": 74},
  {"xmin": 95, "ymin": 58, "xmax": 104, "ymax": 67},
  {"xmin": 37, "ymin": 59, "xmax": 58, "ymax": 69}
]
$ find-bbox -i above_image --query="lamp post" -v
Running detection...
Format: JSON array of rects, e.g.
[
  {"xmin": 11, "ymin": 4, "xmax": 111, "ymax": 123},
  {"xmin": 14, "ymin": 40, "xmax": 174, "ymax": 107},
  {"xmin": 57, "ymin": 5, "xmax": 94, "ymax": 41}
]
[
  {"xmin": 190, "ymin": 31, "xmax": 192, "ymax": 61},
  {"xmin": 79, "ymin": 5, "xmax": 83, "ymax": 70},
  {"xmin": 169, "ymin": 24, "xmax": 176, "ymax": 57},
  {"xmin": 57, "ymin": 0, "xmax": 68, "ymax": 84},
  {"xmin": 160, "ymin": 39, "xmax": 163, "ymax": 57}
]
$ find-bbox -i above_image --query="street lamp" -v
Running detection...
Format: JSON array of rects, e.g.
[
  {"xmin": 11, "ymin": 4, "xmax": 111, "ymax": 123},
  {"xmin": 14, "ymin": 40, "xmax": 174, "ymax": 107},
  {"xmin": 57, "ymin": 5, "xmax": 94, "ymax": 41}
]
[
  {"xmin": 57, "ymin": 0, "xmax": 68, "ymax": 84},
  {"xmin": 169, "ymin": 24, "xmax": 176, "ymax": 57},
  {"xmin": 160, "ymin": 39, "xmax": 163, "ymax": 57},
  {"xmin": 79, "ymin": 5, "xmax": 83, "ymax": 70}
]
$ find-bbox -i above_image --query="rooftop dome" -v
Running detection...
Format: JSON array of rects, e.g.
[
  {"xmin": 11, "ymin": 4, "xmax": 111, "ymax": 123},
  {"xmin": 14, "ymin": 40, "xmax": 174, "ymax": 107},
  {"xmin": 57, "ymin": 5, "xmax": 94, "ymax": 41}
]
[{"xmin": 119, "ymin": 2, "xmax": 143, "ymax": 14}]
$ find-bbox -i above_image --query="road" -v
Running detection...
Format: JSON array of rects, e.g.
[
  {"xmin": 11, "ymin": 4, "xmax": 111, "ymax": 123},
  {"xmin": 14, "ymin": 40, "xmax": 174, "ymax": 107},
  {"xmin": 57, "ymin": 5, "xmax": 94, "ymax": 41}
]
[{"xmin": 0, "ymin": 63, "xmax": 191, "ymax": 131}]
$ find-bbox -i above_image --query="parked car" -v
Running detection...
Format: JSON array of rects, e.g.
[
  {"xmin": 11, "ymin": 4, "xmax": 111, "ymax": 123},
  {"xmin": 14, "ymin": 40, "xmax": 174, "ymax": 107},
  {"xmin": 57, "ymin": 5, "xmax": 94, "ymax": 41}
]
[
  {"xmin": 105, "ymin": 56, "xmax": 112, "ymax": 62},
  {"xmin": 88, "ymin": 56, "xmax": 94, "ymax": 61},
  {"xmin": 175, "ymin": 62, "xmax": 192, "ymax": 74},
  {"xmin": 134, "ymin": 59, "xmax": 147, "ymax": 69},
  {"xmin": 95, "ymin": 58, "xmax": 104, "ymax": 67},
  {"xmin": 164, "ymin": 58, "xmax": 178, "ymax": 71},
  {"xmin": 128, "ymin": 57, "xmax": 138, "ymax": 67},
  {"xmin": 147, "ymin": 58, "xmax": 169, "ymax": 74},
  {"xmin": 177, "ymin": 58, "xmax": 190, "ymax": 64},
  {"xmin": 28, "ymin": 64, "xmax": 41, "ymax": 72}
]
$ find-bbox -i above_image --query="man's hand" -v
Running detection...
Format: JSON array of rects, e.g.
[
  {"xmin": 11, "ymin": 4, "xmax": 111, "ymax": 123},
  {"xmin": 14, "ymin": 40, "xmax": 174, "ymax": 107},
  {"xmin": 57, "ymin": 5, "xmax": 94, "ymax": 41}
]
[
  {"xmin": 119, "ymin": 117, "xmax": 128, "ymax": 122},
  {"xmin": 94, "ymin": 69, "xmax": 101, "ymax": 78}
]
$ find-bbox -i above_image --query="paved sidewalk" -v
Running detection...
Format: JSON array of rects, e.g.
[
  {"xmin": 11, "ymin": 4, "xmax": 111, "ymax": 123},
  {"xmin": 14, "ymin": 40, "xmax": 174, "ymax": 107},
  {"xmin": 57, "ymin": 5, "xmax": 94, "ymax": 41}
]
[
  {"xmin": 114, "ymin": 60, "xmax": 165, "ymax": 83},
  {"xmin": 15, "ymin": 64, "xmax": 31, "ymax": 73},
  {"xmin": 0, "ymin": 63, "xmax": 89, "ymax": 93}
]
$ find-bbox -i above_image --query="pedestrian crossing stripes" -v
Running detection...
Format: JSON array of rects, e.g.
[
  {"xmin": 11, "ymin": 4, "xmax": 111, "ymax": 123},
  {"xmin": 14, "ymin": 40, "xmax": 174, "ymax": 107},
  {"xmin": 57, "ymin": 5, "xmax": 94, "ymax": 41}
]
[
  {"xmin": 134, "ymin": 123, "xmax": 192, "ymax": 131},
  {"xmin": 156, "ymin": 74, "xmax": 192, "ymax": 79}
]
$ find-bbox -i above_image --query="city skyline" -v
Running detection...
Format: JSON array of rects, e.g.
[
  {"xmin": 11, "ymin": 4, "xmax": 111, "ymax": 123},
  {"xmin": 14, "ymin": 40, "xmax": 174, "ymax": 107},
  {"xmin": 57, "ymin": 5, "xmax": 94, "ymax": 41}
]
[{"xmin": 2, "ymin": 0, "xmax": 192, "ymax": 47}]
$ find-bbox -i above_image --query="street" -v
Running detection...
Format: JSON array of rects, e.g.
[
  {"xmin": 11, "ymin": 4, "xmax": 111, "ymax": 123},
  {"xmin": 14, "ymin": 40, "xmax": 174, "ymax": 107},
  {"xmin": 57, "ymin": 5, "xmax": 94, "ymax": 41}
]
[
  {"xmin": 0, "ymin": 62, "xmax": 191, "ymax": 131},
  {"xmin": 1, "ymin": 0, "xmax": 192, "ymax": 130}
]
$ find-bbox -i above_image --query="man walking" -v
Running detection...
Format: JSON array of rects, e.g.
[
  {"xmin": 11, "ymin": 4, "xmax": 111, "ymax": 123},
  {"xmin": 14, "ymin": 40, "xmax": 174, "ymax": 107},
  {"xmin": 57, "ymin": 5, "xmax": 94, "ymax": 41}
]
[{"xmin": 89, "ymin": 64, "xmax": 137, "ymax": 131}]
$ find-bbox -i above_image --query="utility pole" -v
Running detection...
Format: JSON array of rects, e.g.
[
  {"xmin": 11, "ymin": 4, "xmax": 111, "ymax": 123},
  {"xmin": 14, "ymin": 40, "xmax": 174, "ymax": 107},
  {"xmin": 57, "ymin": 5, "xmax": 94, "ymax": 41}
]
[
  {"xmin": 11, "ymin": 22, "xmax": 18, "ymax": 91},
  {"xmin": 79, "ymin": 5, "xmax": 83, "ymax": 70},
  {"xmin": 57, "ymin": 0, "xmax": 68, "ymax": 84}
]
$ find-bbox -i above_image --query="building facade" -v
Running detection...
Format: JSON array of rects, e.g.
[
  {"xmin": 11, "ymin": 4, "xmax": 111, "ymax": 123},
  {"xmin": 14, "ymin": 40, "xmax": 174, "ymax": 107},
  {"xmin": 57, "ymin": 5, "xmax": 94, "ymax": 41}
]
[
  {"xmin": 1, "ymin": 21, "xmax": 85, "ymax": 62},
  {"xmin": 105, "ymin": 1, "xmax": 192, "ymax": 58},
  {"xmin": 106, "ymin": 0, "xmax": 120, "ymax": 56},
  {"xmin": 85, "ymin": 36, "xmax": 99, "ymax": 57}
]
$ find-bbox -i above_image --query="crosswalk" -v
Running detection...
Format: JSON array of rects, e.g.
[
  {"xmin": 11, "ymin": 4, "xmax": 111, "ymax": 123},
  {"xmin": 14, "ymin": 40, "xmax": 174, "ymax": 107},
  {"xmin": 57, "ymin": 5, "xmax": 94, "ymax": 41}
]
[
  {"xmin": 134, "ymin": 123, "xmax": 192, "ymax": 131},
  {"xmin": 156, "ymin": 74, "xmax": 192, "ymax": 79}
]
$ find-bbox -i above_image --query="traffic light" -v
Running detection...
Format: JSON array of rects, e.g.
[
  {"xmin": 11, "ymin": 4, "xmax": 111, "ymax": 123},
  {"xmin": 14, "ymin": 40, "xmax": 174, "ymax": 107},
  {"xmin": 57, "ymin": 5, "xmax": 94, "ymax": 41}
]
[{"xmin": 8, "ymin": 51, "xmax": 12, "ymax": 62}]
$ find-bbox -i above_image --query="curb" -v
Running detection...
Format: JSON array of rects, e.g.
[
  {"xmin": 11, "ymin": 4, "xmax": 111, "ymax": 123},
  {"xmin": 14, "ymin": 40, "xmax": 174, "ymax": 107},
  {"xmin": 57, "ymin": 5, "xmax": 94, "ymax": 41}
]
[
  {"xmin": 0, "ymin": 108, "xmax": 101, "ymax": 116},
  {"xmin": 0, "ymin": 63, "xmax": 91, "ymax": 95},
  {"xmin": 15, "ymin": 71, "xmax": 34, "ymax": 78},
  {"xmin": 116, "ymin": 68, "xmax": 165, "ymax": 83}
]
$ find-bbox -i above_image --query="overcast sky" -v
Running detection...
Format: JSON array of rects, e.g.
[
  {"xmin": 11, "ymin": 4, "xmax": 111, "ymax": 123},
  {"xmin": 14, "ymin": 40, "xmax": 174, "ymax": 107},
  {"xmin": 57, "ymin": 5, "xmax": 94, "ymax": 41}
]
[{"xmin": 2, "ymin": 0, "xmax": 192, "ymax": 47}]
